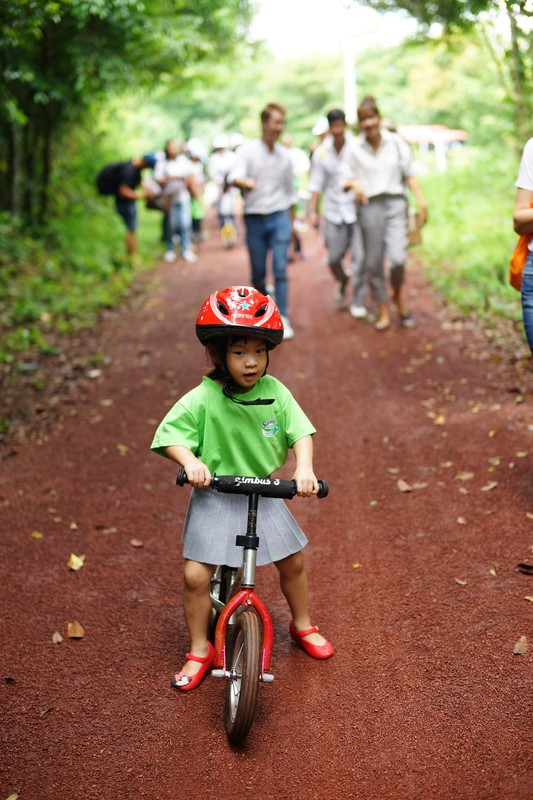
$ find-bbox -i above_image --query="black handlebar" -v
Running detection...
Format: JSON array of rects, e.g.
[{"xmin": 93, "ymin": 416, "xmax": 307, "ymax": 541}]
[{"xmin": 176, "ymin": 469, "xmax": 329, "ymax": 499}]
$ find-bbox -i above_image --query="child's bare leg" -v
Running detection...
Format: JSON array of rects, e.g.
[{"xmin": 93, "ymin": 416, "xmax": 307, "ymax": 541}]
[
  {"xmin": 275, "ymin": 552, "xmax": 326, "ymax": 646},
  {"xmin": 181, "ymin": 559, "xmax": 215, "ymax": 676}
]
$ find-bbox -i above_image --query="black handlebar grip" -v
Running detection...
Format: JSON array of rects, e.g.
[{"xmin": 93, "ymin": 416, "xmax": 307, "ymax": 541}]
[
  {"xmin": 176, "ymin": 468, "xmax": 188, "ymax": 487},
  {"xmin": 317, "ymin": 480, "xmax": 329, "ymax": 499}
]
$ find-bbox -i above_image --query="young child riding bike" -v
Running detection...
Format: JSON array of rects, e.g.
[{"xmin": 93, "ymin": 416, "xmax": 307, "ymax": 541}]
[{"xmin": 151, "ymin": 286, "xmax": 334, "ymax": 691}]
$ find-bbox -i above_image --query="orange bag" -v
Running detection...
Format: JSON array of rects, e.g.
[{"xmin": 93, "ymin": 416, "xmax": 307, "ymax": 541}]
[{"xmin": 510, "ymin": 200, "xmax": 533, "ymax": 291}]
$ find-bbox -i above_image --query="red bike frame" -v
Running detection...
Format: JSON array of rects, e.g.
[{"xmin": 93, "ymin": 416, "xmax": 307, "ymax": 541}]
[{"xmin": 214, "ymin": 588, "xmax": 274, "ymax": 676}]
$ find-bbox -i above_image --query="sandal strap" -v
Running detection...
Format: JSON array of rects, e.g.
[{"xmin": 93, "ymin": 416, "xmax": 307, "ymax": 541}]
[
  {"xmin": 292, "ymin": 625, "xmax": 319, "ymax": 638},
  {"xmin": 184, "ymin": 651, "xmax": 211, "ymax": 664}
]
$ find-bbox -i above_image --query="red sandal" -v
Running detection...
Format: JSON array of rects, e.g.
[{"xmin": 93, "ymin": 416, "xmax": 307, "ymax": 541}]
[
  {"xmin": 171, "ymin": 642, "xmax": 215, "ymax": 692},
  {"xmin": 289, "ymin": 622, "xmax": 334, "ymax": 660}
]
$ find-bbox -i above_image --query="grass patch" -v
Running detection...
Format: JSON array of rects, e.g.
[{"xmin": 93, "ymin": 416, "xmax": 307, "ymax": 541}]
[
  {"xmin": 418, "ymin": 146, "xmax": 521, "ymax": 322},
  {"xmin": 0, "ymin": 200, "xmax": 162, "ymax": 365}
]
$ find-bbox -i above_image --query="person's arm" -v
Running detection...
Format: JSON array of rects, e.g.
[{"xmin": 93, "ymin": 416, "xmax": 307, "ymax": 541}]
[
  {"xmin": 163, "ymin": 445, "xmax": 212, "ymax": 488},
  {"xmin": 339, "ymin": 151, "xmax": 367, "ymax": 204},
  {"xmin": 513, "ymin": 188, "xmax": 533, "ymax": 235},
  {"xmin": 406, "ymin": 175, "xmax": 427, "ymax": 226},
  {"xmin": 291, "ymin": 435, "xmax": 318, "ymax": 497},
  {"xmin": 308, "ymin": 191, "xmax": 321, "ymax": 229}
]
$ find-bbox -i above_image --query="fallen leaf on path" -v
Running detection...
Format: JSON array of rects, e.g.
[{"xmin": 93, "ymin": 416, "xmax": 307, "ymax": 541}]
[
  {"xmin": 513, "ymin": 635, "xmax": 528, "ymax": 655},
  {"xmin": 130, "ymin": 538, "xmax": 144, "ymax": 548},
  {"xmin": 386, "ymin": 467, "xmax": 399, "ymax": 475},
  {"xmin": 516, "ymin": 451, "xmax": 528, "ymax": 458},
  {"xmin": 455, "ymin": 471, "xmax": 474, "ymax": 481},
  {"xmin": 39, "ymin": 707, "xmax": 53, "ymax": 718},
  {"xmin": 67, "ymin": 553, "xmax": 85, "ymax": 571},
  {"xmin": 6, "ymin": 794, "xmax": 19, "ymax": 800},
  {"xmin": 457, "ymin": 516, "xmax": 467, "ymax": 525},
  {"xmin": 488, "ymin": 429, "xmax": 499, "ymax": 438},
  {"xmin": 369, "ymin": 500, "xmax": 378, "ymax": 506},
  {"xmin": 52, "ymin": 631, "xmax": 63, "ymax": 644},
  {"xmin": 352, "ymin": 562, "xmax": 362, "ymax": 569},
  {"xmin": 488, "ymin": 457, "xmax": 501, "ymax": 466},
  {"xmin": 117, "ymin": 443, "xmax": 129, "ymax": 456},
  {"xmin": 525, "ymin": 596, "xmax": 533, "ymax": 602},
  {"xmin": 488, "ymin": 566, "xmax": 499, "ymax": 577},
  {"xmin": 434, "ymin": 414, "xmax": 446, "ymax": 426},
  {"xmin": 69, "ymin": 521, "xmax": 78, "ymax": 531},
  {"xmin": 526, "ymin": 513, "xmax": 533, "ymax": 520},
  {"xmin": 412, "ymin": 482, "xmax": 428, "ymax": 490},
  {"xmin": 31, "ymin": 530, "xmax": 44, "ymax": 539},
  {"xmin": 67, "ymin": 620, "xmax": 85, "ymax": 639},
  {"xmin": 397, "ymin": 479, "xmax": 412, "ymax": 493},
  {"xmin": 454, "ymin": 577, "xmax": 468, "ymax": 586},
  {"xmin": 481, "ymin": 481, "xmax": 498, "ymax": 492},
  {"xmin": 99, "ymin": 398, "xmax": 113, "ymax": 407},
  {"xmin": 458, "ymin": 487, "xmax": 469, "ymax": 495},
  {"xmin": 440, "ymin": 461, "xmax": 453, "ymax": 468}
]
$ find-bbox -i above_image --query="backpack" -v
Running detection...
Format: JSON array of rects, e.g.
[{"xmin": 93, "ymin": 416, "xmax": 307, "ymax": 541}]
[{"xmin": 96, "ymin": 162, "xmax": 126, "ymax": 196}]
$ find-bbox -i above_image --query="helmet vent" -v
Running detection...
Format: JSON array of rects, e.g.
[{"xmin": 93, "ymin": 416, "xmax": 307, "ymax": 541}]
[
  {"xmin": 255, "ymin": 305, "xmax": 267, "ymax": 317},
  {"xmin": 217, "ymin": 301, "xmax": 229, "ymax": 315},
  {"xmin": 238, "ymin": 289, "xmax": 248, "ymax": 298}
]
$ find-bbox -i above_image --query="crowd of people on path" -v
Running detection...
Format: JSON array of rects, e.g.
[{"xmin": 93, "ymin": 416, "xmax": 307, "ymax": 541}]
[{"xmin": 103, "ymin": 94, "xmax": 430, "ymax": 341}]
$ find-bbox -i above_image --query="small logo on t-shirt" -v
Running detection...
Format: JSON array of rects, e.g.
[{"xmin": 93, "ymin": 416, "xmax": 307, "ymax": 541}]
[{"xmin": 262, "ymin": 418, "xmax": 280, "ymax": 438}]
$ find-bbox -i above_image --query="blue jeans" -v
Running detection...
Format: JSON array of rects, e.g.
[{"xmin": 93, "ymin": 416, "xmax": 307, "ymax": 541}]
[
  {"xmin": 115, "ymin": 198, "xmax": 137, "ymax": 231},
  {"xmin": 521, "ymin": 251, "xmax": 533, "ymax": 355},
  {"xmin": 165, "ymin": 200, "xmax": 191, "ymax": 253},
  {"xmin": 244, "ymin": 210, "xmax": 291, "ymax": 317}
]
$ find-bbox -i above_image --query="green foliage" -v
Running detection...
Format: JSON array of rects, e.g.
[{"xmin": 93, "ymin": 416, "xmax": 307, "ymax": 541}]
[
  {"xmin": 0, "ymin": 0, "xmax": 254, "ymax": 220},
  {"xmin": 420, "ymin": 145, "xmax": 521, "ymax": 319}
]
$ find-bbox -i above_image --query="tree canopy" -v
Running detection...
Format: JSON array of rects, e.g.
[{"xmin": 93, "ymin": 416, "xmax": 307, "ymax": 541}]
[{"xmin": 0, "ymin": 0, "xmax": 253, "ymax": 221}]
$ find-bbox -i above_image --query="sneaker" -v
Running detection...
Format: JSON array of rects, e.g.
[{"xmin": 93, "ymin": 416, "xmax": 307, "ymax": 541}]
[
  {"xmin": 349, "ymin": 304, "xmax": 368, "ymax": 319},
  {"xmin": 164, "ymin": 250, "xmax": 176, "ymax": 263},
  {"xmin": 281, "ymin": 315, "xmax": 294, "ymax": 341},
  {"xmin": 182, "ymin": 249, "xmax": 198, "ymax": 263}
]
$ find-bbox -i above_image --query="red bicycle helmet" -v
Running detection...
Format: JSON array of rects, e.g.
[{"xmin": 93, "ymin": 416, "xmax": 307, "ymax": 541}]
[{"xmin": 196, "ymin": 286, "xmax": 283, "ymax": 348}]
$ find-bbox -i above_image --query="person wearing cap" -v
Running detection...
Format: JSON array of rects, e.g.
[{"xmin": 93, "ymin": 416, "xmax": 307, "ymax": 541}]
[
  {"xmin": 310, "ymin": 116, "xmax": 330, "ymax": 159},
  {"xmin": 228, "ymin": 103, "xmax": 297, "ymax": 340},
  {"xmin": 115, "ymin": 154, "xmax": 157, "ymax": 256},
  {"xmin": 208, "ymin": 134, "xmax": 238, "ymax": 232}
]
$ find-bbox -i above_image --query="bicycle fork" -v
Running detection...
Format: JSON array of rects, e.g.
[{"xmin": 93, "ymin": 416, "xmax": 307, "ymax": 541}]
[{"xmin": 211, "ymin": 493, "xmax": 275, "ymax": 683}]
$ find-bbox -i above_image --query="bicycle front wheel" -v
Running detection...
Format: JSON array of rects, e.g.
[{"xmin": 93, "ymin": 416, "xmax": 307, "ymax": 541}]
[{"xmin": 224, "ymin": 608, "xmax": 261, "ymax": 743}]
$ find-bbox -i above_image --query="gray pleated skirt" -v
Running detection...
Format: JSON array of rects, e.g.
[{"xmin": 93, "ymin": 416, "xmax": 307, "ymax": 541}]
[{"xmin": 181, "ymin": 487, "xmax": 308, "ymax": 567}]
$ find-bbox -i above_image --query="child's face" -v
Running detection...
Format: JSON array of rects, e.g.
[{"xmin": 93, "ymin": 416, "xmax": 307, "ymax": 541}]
[{"xmin": 225, "ymin": 338, "xmax": 268, "ymax": 391}]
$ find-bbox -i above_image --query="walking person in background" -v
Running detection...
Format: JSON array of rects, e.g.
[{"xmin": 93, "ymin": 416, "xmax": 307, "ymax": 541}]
[
  {"xmin": 341, "ymin": 95, "xmax": 427, "ymax": 330},
  {"xmin": 308, "ymin": 108, "xmax": 363, "ymax": 311},
  {"xmin": 513, "ymin": 137, "xmax": 533, "ymax": 355},
  {"xmin": 184, "ymin": 138, "xmax": 208, "ymax": 244},
  {"xmin": 154, "ymin": 139, "xmax": 198, "ymax": 263},
  {"xmin": 99, "ymin": 154, "xmax": 157, "ymax": 257},
  {"xmin": 229, "ymin": 103, "xmax": 296, "ymax": 340}
]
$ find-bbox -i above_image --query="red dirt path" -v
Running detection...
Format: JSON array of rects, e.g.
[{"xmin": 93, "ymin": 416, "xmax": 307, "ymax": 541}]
[{"xmin": 1, "ymin": 223, "xmax": 532, "ymax": 800}]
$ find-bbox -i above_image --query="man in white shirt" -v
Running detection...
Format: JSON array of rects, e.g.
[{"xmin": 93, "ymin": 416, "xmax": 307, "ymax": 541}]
[
  {"xmin": 229, "ymin": 103, "xmax": 296, "ymax": 340},
  {"xmin": 308, "ymin": 108, "xmax": 364, "ymax": 315}
]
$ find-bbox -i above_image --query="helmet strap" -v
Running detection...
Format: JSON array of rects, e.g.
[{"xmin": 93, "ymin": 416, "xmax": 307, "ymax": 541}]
[{"xmin": 222, "ymin": 376, "xmax": 274, "ymax": 406}]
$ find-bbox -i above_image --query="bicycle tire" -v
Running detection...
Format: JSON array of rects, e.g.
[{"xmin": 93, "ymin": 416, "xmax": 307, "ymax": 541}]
[{"xmin": 224, "ymin": 608, "xmax": 261, "ymax": 743}]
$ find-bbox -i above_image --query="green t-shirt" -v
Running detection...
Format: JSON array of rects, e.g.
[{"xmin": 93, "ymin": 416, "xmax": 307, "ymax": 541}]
[{"xmin": 151, "ymin": 375, "xmax": 316, "ymax": 477}]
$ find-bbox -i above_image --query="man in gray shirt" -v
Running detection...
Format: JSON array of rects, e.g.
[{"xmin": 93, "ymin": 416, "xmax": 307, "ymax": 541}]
[{"xmin": 230, "ymin": 103, "xmax": 296, "ymax": 340}]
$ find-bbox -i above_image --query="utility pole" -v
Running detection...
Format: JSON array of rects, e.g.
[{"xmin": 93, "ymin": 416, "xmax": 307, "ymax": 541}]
[{"xmin": 340, "ymin": 0, "xmax": 357, "ymax": 124}]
